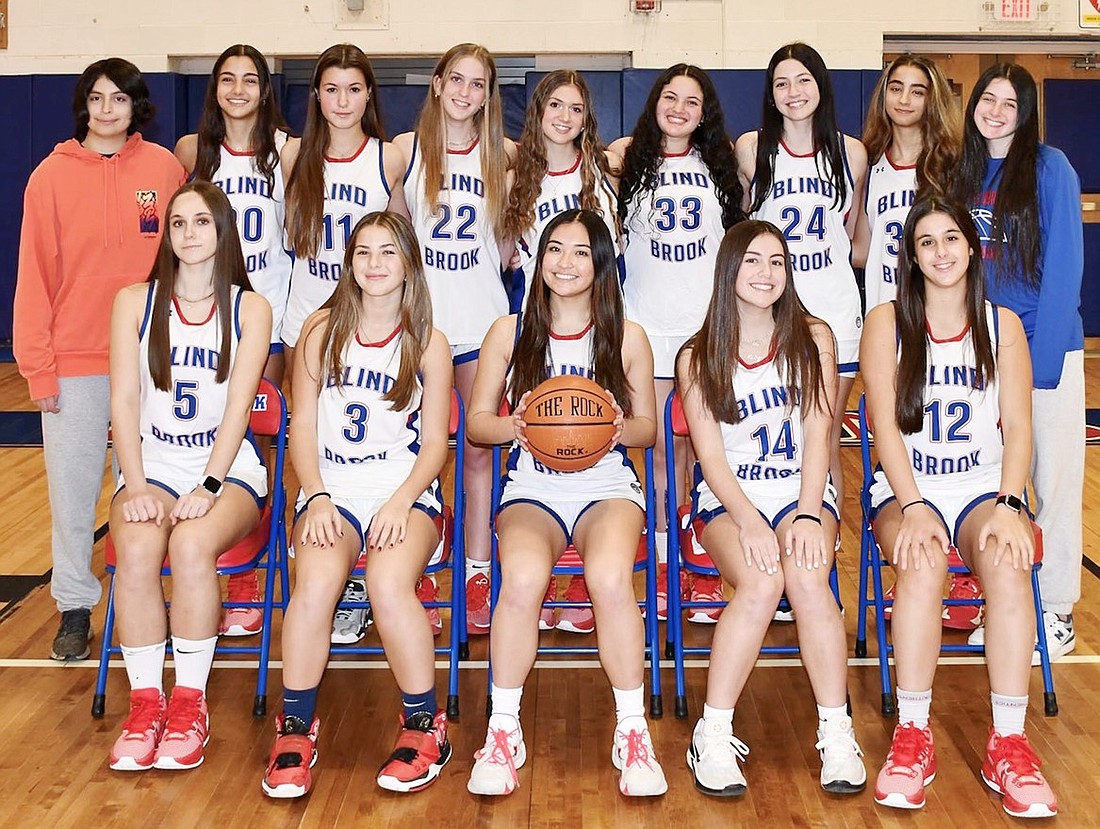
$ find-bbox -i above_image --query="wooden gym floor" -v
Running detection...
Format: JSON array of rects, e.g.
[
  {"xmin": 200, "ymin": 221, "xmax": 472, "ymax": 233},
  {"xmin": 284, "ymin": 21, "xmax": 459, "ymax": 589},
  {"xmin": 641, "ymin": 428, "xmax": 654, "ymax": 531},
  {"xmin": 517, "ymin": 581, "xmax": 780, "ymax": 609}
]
[{"xmin": 0, "ymin": 360, "xmax": 1098, "ymax": 828}]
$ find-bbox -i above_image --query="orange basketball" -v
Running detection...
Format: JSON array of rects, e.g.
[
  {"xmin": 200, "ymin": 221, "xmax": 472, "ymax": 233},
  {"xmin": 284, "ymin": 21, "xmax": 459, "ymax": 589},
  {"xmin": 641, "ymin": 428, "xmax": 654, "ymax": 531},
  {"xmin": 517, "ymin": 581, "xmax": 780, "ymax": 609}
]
[{"xmin": 522, "ymin": 375, "xmax": 617, "ymax": 472}]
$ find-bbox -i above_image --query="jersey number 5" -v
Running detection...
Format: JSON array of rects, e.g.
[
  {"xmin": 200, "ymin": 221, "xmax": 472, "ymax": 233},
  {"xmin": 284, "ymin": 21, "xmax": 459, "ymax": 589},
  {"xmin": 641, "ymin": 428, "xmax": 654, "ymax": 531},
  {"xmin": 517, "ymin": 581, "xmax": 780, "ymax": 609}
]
[{"xmin": 173, "ymin": 381, "xmax": 199, "ymax": 421}]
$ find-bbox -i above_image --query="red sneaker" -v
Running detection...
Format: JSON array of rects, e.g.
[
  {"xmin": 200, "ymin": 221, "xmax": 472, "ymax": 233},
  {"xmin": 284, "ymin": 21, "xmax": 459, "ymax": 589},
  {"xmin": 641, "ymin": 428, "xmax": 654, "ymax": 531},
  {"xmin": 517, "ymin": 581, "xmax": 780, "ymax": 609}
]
[
  {"xmin": 538, "ymin": 575, "xmax": 557, "ymax": 631},
  {"xmin": 942, "ymin": 574, "xmax": 983, "ymax": 630},
  {"xmin": 109, "ymin": 688, "xmax": 166, "ymax": 771},
  {"xmin": 466, "ymin": 570, "xmax": 491, "ymax": 635},
  {"xmin": 556, "ymin": 575, "xmax": 595, "ymax": 634},
  {"xmin": 262, "ymin": 714, "xmax": 320, "ymax": 799},
  {"xmin": 874, "ymin": 722, "xmax": 937, "ymax": 809},
  {"xmin": 882, "ymin": 584, "xmax": 896, "ymax": 621},
  {"xmin": 153, "ymin": 686, "xmax": 209, "ymax": 770},
  {"xmin": 981, "ymin": 731, "xmax": 1058, "ymax": 818},
  {"xmin": 377, "ymin": 711, "xmax": 452, "ymax": 792},
  {"xmin": 416, "ymin": 575, "xmax": 443, "ymax": 636},
  {"xmin": 653, "ymin": 563, "xmax": 689, "ymax": 621},
  {"xmin": 688, "ymin": 574, "xmax": 724, "ymax": 624},
  {"xmin": 220, "ymin": 570, "xmax": 263, "ymax": 636}
]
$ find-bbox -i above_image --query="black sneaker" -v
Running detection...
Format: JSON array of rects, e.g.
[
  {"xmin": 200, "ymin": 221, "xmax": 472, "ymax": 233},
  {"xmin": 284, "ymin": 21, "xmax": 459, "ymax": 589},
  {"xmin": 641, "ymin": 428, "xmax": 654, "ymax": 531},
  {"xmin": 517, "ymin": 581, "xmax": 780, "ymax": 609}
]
[{"xmin": 51, "ymin": 608, "xmax": 92, "ymax": 661}]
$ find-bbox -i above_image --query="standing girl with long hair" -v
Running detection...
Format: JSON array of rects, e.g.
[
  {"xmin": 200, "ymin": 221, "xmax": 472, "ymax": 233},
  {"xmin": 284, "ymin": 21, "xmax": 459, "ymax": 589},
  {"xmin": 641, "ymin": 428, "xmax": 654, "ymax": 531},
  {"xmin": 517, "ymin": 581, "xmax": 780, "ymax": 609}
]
[
  {"xmin": 862, "ymin": 196, "xmax": 1056, "ymax": 818},
  {"xmin": 175, "ymin": 43, "xmax": 294, "ymax": 638},
  {"xmin": 392, "ymin": 43, "xmax": 517, "ymax": 634},
  {"xmin": 281, "ymin": 44, "xmax": 404, "ymax": 363},
  {"xmin": 676, "ymin": 220, "xmax": 864, "ymax": 798},
  {"xmin": 106, "ymin": 182, "xmax": 271, "ymax": 772},
  {"xmin": 465, "ymin": 209, "xmax": 665, "ymax": 798},
  {"xmin": 610, "ymin": 64, "xmax": 745, "ymax": 621},
  {"xmin": 503, "ymin": 68, "xmax": 622, "ymax": 633},
  {"xmin": 952, "ymin": 63, "xmax": 1084, "ymax": 661},
  {"xmin": 737, "ymin": 42, "xmax": 868, "ymax": 519}
]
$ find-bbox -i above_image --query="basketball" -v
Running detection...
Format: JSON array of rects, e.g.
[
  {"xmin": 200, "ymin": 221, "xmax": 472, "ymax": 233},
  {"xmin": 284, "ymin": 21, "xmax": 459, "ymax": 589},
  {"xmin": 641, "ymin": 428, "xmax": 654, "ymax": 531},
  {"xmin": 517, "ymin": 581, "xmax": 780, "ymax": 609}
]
[{"xmin": 522, "ymin": 375, "xmax": 617, "ymax": 472}]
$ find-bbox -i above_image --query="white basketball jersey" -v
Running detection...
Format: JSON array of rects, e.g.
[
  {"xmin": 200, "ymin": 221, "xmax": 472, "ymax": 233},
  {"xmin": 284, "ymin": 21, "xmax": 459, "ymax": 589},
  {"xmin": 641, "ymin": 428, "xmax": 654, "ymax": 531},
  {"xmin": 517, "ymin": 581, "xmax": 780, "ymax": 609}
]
[
  {"xmin": 503, "ymin": 322, "xmax": 638, "ymax": 489},
  {"xmin": 864, "ymin": 153, "xmax": 917, "ymax": 312},
  {"xmin": 752, "ymin": 140, "xmax": 861, "ymax": 343},
  {"xmin": 316, "ymin": 325, "xmax": 441, "ymax": 503},
  {"xmin": 904, "ymin": 302, "xmax": 1003, "ymax": 481},
  {"xmin": 621, "ymin": 149, "xmax": 725, "ymax": 337},
  {"xmin": 137, "ymin": 284, "xmax": 262, "ymax": 477},
  {"xmin": 405, "ymin": 136, "xmax": 507, "ymax": 346},
  {"xmin": 514, "ymin": 155, "xmax": 620, "ymax": 310},
  {"xmin": 283, "ymin": 137, "xmax": 391, "ymax": 346},
  {"xmin": 213, "ymin": 131, "xmax": 292, "ymax": 343}
]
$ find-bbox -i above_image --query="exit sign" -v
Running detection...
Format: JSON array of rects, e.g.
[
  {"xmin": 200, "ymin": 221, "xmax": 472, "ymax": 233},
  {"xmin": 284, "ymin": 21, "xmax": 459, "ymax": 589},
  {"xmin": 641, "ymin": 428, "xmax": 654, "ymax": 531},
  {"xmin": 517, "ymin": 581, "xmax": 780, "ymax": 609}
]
[{"xmin": 994, "ymin": 0, "xmax": 1037, "ymax": 19}]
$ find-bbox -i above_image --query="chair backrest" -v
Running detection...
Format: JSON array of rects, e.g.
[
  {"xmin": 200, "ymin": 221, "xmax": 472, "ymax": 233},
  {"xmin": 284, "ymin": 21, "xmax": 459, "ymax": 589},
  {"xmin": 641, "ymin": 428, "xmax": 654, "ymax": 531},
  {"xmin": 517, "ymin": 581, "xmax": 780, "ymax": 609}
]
[
  {"xmin": 251, "ymin": 378, "xmax": 287, "ymax": 438},
  {"xmin": 669, "ymin": 390, "xmax": 689, "ymax": 437},
  {"xmin": 449, "ymin": 388, "xmax": 462, "ymax": 437}
]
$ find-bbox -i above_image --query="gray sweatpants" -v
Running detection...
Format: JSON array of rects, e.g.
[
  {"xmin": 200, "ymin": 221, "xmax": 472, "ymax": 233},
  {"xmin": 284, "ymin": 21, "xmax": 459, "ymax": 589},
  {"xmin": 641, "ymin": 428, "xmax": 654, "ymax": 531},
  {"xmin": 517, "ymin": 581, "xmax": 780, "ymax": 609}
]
[
  {"xmin": 42, "ymin": 374, "xmax": 111, "ymax": 612},
  {"xmin": 1031, "ymin": 350, "xmax": 1085, "ymax": 614}
]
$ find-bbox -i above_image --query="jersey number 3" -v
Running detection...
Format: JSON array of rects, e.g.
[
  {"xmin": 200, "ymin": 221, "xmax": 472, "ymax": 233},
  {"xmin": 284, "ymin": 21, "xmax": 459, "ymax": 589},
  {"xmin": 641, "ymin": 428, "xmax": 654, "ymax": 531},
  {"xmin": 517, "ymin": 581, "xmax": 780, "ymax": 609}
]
[{"xmin": 343, "ymin": 402, "xmax": 370, "ymax": 443}]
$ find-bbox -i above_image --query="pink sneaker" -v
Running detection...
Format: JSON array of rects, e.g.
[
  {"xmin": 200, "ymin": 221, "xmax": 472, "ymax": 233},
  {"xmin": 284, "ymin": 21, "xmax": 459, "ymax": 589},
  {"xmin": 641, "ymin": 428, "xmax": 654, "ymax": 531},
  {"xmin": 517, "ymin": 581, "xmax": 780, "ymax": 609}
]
[
  {"xmin": 556, "ymin": 575, "xmax": 595, "ymax": 634},
  {"xmin": 874, "ymin": 722, "xmax": 937, "ymax": 809},
  {"xmin": 942, "ymin": 574, "xmax": 983, "ymax": 630},
  {"xmin": 538, "ymin": 576, "xmax": 557, "ymax": 631},
  {"xmin": 220, "ymin": 570, "xmax": 263, "ymax": 636},
  {"xmin": 416, "ymin": 575, "xmax": 443, "ymax": 636},
  {"xmin": 982, "ymin": 731, "xmax": 1058, "ymax": 818},
  {"xmin": 109, "ymin": 688, "xmax": 166, "ymax": 771},
  {"xmin": 688, "ymin": 574, "xmax": 724, "ymax": 624},
  {"xmin": 466, "ymin": 570, "xmax": 491, "ymax": 635},
  {"xmin": 153, "ymin": 686, "xmax": 209, "ymax": 770}
]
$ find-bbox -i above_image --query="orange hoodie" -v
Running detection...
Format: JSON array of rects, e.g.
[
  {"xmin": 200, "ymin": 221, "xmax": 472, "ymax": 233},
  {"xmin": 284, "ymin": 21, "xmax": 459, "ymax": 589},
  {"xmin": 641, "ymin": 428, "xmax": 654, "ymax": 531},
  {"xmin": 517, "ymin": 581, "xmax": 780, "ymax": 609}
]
[{"xmin": 14, "ymin": 133, "xmax": 186, "ymax": 400}]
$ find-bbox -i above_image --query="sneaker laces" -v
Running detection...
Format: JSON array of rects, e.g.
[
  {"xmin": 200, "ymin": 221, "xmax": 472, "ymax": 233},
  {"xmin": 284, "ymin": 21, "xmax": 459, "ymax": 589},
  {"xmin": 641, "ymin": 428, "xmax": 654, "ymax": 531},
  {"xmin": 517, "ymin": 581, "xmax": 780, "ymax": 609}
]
[
  {"xmin": 815, "ymin": 724, "xmax": 864, "ymax": 757},
  {"xmin": 122, "ymin": 694, "xmax": 162, "ymax": 735},
  {"xmin": 992, "ymin": 734, "xmax": 1046, "ymax": 787},
  {"xmin": 416, "ymin": 576, "xmax": 438, "ymax": 603},
  {"xmin": 699, "ymin": 729, "xmax": 750, "ymax": 764},
  {"xmin": 884, "ymin": 724, "xmax": 931, "ymax": 777},
  {"xmin": 478, "ymin": 724, "xmax": 521, "ymax": 777},
  {"xmin": 563, "ymin": 575, "xmax": 589, "ymax": 604},
  {"xmin": 693, "ymin": 575, "xmax": 723, "ymax": 601},
  {"xmin": 467, "ymin": 572, "xmax": 491, "ymax": 610},
  {"xmin": 619, "ymin": 728, "xmax": 659, "ymax": 771},
  {"xmin": 948, "ymin": 575, "xmax": 981, "ymax": 598},
  {"xmin": 58, "ymin": 609, "xmax": 90, "ymax": 636},
  {"xmin": 227, "ymin": 572, "xmax": 260, "ymax": 603},
  {"xmin": 164, "ymin": 696, "xmax": 202, "ymax": 736},
  {"xmin": 334, "ymin": 582, "xmax": 365, "ymax": 622}
]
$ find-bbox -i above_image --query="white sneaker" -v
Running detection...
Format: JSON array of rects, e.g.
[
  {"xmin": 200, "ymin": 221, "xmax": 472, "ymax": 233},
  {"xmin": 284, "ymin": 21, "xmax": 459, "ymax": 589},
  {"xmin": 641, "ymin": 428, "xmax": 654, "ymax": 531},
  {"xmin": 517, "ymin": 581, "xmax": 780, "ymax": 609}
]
[
  {"xmin": 686, "ymin": 717, "xmax": 748, "ymax": 797},
  {"xmin": 816, "ymin": 715, "xmax": 867, "ymax": 793},
  {"xmin": 612, "ymin": 716, "xmax": 667, "ymax": 796},
  {"xmin": 331, "ymin": 579, "xmax": 371, "ymax": 645},
  {"xmin": 467, "ymin": 714, "xmax": 526, "ymax": 796},
  {"xmin": 968, "ymin": 611, "xmax": 1073, "ymax": 663}
]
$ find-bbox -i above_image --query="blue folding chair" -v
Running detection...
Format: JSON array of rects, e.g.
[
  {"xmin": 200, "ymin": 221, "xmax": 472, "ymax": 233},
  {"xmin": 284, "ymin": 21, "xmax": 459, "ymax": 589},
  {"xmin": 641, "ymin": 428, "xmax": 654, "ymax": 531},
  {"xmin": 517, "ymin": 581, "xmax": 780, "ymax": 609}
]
[
  {"xmin": 325, "ymin": 390, "xmax": 467, "ymax": 719},
  {"xmin": 93, "ymin": 378, "xmax": 290, "ymax": 719},
  {"xmin": 485, "ymin": 409, "xmax": 663, "ymax": 720},
  {"xmin": 663, "ymin": 390, "xmax": 843, "ymax": 719},
  {"xmin": 853, "ymin": 394, "xmax": 1058, "ymax": 717}
]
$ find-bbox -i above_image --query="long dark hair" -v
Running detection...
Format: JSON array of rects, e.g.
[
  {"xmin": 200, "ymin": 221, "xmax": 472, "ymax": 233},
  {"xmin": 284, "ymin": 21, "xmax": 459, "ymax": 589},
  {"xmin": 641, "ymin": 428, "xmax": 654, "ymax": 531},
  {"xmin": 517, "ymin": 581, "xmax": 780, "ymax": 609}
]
[
  {"xmin": 147, "ymin": 182, "xmax": 252, "ymax": 392},
  {"xmin": 894, "ymin": 196, "xmax": 996, "ymax": 434},
  {"xmin": 285, "ymin": 44, "xmax": 385, "ymax": 258},
  {"xmin": 72, "ymin": 58, "xmax": 155, "ymax": 141},
  {"xmin": 509, "ymin": 209, "xmax": 632, "ymax": 415},
  {"xmin": 193, "ymin": 44, "xmax": 290, "ymax": 192},
  {"xmin": 617, "ymin": 64, "xmax": 745, "ymax": 231},
  {"xmin": 952, "ymin": 63, "xmax": 1041, "ymax": 287},
  {"xmin": 751, "ymin": 43, "xmax": 848, "ymax": 213},
  {"xmin": 678, "ymin": 220, "xmax": 827, "ymax": 423}
]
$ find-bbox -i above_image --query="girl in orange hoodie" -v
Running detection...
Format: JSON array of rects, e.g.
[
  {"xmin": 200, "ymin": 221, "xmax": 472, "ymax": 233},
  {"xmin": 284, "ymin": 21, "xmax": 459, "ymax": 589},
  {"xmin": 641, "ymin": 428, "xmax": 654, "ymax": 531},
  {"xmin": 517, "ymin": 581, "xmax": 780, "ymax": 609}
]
[{"xmin": 13, "ymin": 57, "xmax": 186, "ymax": 661}]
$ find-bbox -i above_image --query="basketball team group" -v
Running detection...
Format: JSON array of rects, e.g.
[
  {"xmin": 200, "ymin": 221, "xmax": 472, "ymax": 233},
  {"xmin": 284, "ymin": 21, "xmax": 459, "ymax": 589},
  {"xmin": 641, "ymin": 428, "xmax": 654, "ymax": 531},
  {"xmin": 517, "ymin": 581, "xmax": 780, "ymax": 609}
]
[{"xmin": 14, "ymin": 35, "xmax": 1084, "ymax": 820}]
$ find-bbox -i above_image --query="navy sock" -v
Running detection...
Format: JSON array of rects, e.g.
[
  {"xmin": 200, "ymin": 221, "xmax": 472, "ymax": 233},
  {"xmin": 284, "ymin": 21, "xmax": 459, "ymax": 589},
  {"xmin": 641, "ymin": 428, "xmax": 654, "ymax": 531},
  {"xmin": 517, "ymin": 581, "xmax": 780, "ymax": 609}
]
[
  {"xmin": 401, "ymin": 688, "xmax": 438, "ymax": 721},
  {"xmin": 282, "ymin": 686, "xmax": 319, "ymax": 726}
]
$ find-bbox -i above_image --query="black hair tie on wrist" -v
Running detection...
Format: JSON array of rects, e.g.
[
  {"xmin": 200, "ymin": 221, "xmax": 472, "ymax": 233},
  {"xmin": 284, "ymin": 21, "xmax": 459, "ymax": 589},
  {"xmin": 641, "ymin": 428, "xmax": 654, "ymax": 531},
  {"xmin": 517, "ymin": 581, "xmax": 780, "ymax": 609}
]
[
  {"xmin": 901, "ymin": 499, "xmax": 925, "ymax": 513},
  {"xmin": 304, "ymin": 491, "xmax": 331, "ymax": 510},
  {"xmin": 793, "ymin": 513, "xmax": 822, "ymax": 525}
]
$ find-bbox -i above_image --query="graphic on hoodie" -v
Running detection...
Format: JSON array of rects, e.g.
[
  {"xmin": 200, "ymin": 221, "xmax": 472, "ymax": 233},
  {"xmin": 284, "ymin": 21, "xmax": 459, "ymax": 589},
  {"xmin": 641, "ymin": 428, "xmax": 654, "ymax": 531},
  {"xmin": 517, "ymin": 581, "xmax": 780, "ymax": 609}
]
[{"xmin": 136, "ymin": 190, "xmax": 160, "ymax": 234}]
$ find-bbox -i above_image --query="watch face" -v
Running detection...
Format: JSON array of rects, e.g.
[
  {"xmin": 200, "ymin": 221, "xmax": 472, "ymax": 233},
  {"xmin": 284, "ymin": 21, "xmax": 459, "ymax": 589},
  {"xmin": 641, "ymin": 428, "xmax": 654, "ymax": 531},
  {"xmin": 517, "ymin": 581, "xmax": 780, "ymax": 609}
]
[{"xmin": 203, "ymin": 476, "xmax": 222, "ymax": 495}]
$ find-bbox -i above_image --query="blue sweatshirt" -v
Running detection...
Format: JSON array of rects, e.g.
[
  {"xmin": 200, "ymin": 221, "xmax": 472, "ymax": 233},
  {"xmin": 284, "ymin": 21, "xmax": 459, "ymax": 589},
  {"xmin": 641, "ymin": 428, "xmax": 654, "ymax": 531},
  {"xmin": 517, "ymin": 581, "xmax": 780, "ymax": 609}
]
[{"xmin": 969, "ymin": 144, "xmax": 1083, "ymax": 390}]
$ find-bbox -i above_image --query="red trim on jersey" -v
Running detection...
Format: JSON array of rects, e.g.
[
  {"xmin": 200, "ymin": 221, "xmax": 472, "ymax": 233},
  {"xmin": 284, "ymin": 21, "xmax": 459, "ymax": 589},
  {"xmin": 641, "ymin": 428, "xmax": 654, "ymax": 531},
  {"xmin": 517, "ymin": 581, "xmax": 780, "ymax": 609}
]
[
  {"xmin": 549, "ymin": 321, "xmax": 593, "ymax": 341},
  {"xmin": 549, "ymin": 153, "xmax": 582, "ymax": 177},
  {"xmin": 662, "ymin": 146, "xmax": 692, "ymax": 158},
  {"xmin": 780, "ymin": 139, "xmax": 817, "ymax": 159},
  {"xmin": 446, "ymin": 137, "xmax": 480, "ymax": 156},
  {"xmin": 884, "ymin": 149, "xmax": 917, "ymax": 171},
  {"xmin": 172, "ymin": 296, "xmax": 218, "ymax": 326},
  {"xmin": 221, "ymin": 142, "xmax": 256, "ymax": 157},
  {"xmin": 356, "ymin": 324, "xmax": 401, "ymax": 348},
  {"xmin": 738, "ymin": 340, "xmax": 778, "ymax": 369},
  {"xmin": 926, "ymin": 321, "xmax": 970, "ymax": 343},
  {"xmin": 325, "ymin": 137, "xmax": 370, "ymax": 163}
]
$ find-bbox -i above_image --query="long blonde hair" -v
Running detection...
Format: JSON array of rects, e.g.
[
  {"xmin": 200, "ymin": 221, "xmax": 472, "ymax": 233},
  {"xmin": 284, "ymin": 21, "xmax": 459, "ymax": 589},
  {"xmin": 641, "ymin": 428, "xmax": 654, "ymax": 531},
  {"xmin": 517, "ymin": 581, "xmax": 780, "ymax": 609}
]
[{"xmin": 413, "ymin": 43, "xmax": 509, "ymax": 240}]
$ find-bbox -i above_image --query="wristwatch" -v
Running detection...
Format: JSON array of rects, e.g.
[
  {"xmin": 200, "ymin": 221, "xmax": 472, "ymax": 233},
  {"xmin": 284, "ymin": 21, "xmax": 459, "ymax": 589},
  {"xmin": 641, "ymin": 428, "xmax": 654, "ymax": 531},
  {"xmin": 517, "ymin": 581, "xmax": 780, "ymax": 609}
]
[
  {"xmin": 201, "ymin": 476, "xmax": 223, "ymax": 498},
  {"xmin": 995, "ymin": 493, "xmax": 1023, "ymax": 513}
]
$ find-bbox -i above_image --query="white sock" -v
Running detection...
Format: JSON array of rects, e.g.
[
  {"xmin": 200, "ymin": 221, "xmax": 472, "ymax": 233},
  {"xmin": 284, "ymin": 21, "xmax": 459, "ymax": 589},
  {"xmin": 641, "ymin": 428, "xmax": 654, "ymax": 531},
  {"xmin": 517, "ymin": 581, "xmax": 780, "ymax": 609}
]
[
  {"xmin": 121, "ymin": 640, "xmax": 166, "ymax": 693},
  {"xmin": 171, "ymin": 635, "xmax": 218, "ymax": 694},
  {"xmin": 991, "ymin": 693, "xmax": 1028, "ymax": 736},
  {"xmin": 612, "ymin": 685, "xmax": 646, "ymax": 723},
  {"xmin": 490, "ymin": 683, "xmax": 523, "ymax": 720},
  {"xmin": 817, "ymin": 703, "xmax": 848, "ymax": 727},
  {"xmin": 466, "ymin": 559, "xmax": 490, "ymax": 580},
  {"xmin": 702, "ymin": 702, "xmax": 734, "ymax": 726},
  {"xmin": 654, "ymin": 531, "xmax": 668, "ymax": 565},
  {"xmin": 896, "ymin": 688, "xmax": 932, "ymax": 729}
]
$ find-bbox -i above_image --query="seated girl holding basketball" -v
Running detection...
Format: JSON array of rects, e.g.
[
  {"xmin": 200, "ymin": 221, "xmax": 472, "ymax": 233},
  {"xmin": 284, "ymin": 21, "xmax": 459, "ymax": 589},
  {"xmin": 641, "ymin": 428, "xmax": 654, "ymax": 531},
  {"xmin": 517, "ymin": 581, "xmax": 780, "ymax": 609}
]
[
  {"xmin": 675, "ymin": 219, "xmax": 865, "ymax": 797},
  {"xmin": 861, "ymin": 196, "xmax": 1056, "ymax": 817},
  {"xmin": 465, "ymin": 208, "xmax": 666, "ymax": 798},
  {"xmin": 262, "ymin": 212, "xmax": 454, "ymax": 799},
  {"xmin": 107, "ymin": 182, "xmax": 271, "ymax": 772}
]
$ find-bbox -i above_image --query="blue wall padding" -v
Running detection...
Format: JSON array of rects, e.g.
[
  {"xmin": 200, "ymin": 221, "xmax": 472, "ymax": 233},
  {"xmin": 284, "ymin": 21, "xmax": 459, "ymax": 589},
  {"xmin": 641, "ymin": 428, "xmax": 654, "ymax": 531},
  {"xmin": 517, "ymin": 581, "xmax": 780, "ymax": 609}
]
[
  {"xmin": 1084, "ymin": 224, "xmax": 1100, "ymax": 337},
  {"xmin": 1045, "ymin": 79, "xmax": 1100, "ymax": 193},
  {"xmin": 523, "ymin": 71, "xmax": 624, "ymax": 147},
  {"xmin": 0, "ymin": 77, "xmax": 33, "ymax": 343}
]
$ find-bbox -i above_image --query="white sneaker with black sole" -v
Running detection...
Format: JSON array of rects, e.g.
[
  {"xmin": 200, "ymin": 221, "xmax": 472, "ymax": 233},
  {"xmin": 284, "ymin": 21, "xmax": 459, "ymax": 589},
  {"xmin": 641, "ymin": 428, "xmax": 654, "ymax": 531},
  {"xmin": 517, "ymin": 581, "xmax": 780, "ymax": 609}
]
[
  {"xmin": 686, "ymin": 717, "xmax": 748, "ymax": 797},
  {"xmin": 816, "ymin": 715, "xmax": 867, "ymax": 793},
  {"xmin": 968, "ymin": 610, "xmax": 1074, "ymax": 663},
  {"xmin": 331, "ymin": 578, "xmax": 372, "ymax": 645}
]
